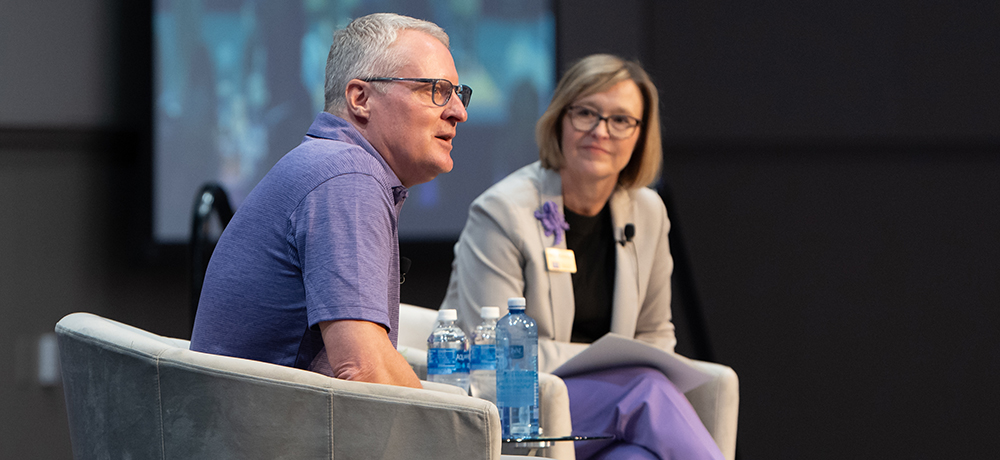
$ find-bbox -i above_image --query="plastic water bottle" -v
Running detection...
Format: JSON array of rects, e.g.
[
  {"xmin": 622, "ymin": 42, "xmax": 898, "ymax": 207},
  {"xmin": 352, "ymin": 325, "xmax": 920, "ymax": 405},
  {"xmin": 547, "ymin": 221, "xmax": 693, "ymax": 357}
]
[
  {"xmin": 426, "ymin": 309, "xmax": 470, "ymax": 393},
  {"xmin": 470, "ymin": 306, "xmax": 500, "ymax": 402},
  {"xmin": 496, "ymin": 297, "xmax": 540, "ymax": 438}
]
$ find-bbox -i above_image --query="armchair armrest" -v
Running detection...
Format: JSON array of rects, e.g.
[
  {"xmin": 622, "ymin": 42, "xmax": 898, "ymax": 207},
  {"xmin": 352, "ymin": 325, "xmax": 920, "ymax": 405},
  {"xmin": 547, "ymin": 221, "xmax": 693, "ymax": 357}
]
[
  {"xmin": 684, "ymin": 360, "xmax": 739, "ymax": 460},
  {"xmin": 537, "ymin": 372, "xmax": 574, "ymax": 460},
  {"xmin": 422, "ymin": 379, "xmax": 468, "ymax": 395},
  {"xmin": 58, "ymin": 311, "xmax": 504, "ymax": 460},
  {"xmin": 162, "ymin": 348, "xmax": 502, "ymax": 460}
]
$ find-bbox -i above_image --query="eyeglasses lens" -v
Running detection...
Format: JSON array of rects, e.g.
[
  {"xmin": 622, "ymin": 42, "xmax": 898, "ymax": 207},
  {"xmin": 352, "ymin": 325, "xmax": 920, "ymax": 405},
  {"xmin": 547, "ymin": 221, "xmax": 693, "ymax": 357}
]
[
  {"xmin": 569, "ymin": 107, "xmax": 637, "ymax": 139},
  {"xmin": 432, "ymin": 80, "xmax": 471, "ymax": 108},
  {"xmin": 432, "ymin": 80, "xmax": 451, "ymax": 107},
  {"xmin": 570, "ymin": 108, "xmax": 598, "ymax": 132},
  {"xmin": 457, "ymin": 85, "xmax": 472, "ymax": 108}
]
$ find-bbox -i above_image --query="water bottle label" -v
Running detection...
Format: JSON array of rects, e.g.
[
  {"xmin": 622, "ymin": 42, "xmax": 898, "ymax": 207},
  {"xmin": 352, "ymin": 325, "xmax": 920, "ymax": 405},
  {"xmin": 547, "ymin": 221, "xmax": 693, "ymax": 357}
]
[
  {"xmin": 508, "ymin": 345, "xmax": 524, "ymax": 359},
  {"xmin": 427, "ymin": 348, "xmax": 459, "ymax": 375},
  {"xmin": 470, "ymin": 344, "xmax": 497, "ymax": 371},
  {"xmin": 457, "ymin": 348, "xmax": 471, "ymax": 373},
  {"xmin": 497, "ymin": 369, "xmax": 537, "ymax": 407}
]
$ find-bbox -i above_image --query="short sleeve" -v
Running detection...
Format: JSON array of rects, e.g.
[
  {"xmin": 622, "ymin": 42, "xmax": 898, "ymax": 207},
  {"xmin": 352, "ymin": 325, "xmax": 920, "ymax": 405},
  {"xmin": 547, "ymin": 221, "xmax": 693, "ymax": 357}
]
[{"xmin": 289, "ymin": 173, "xmax": 395, "ymax": 330}]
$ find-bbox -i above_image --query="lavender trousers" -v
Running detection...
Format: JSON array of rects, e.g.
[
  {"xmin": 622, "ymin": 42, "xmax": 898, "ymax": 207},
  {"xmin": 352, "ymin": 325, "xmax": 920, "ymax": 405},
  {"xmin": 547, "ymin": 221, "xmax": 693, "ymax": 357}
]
[{"xmin": 564, "ymin": 366, "xmax": 724, "ymax": 460}]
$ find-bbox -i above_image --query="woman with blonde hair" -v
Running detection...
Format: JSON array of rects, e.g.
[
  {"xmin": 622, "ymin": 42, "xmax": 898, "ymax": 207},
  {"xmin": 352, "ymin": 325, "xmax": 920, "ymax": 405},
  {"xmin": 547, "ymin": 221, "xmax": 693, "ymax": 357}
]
[{"xmin": 442, "ymin": 54, "xmax": 723, "ymax": 459}]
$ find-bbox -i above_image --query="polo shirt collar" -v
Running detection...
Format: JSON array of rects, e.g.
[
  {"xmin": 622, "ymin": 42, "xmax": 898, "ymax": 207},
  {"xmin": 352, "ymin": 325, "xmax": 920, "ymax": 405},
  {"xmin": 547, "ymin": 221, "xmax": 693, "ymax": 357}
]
[{"xmin": 306, "ymin": 112, "xmax": 408, "ymax": 205}]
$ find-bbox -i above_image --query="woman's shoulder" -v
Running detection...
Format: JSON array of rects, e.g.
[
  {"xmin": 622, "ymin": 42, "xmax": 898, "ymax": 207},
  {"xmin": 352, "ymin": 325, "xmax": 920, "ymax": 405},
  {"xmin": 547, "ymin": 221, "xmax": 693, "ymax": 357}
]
[
  {"xmin": 627, "ymin": 186, "xmax": 667, "ymax": 212},
  {"xmin": 618, "ymin": 186, "xmax": 670, "ymax": 234}
]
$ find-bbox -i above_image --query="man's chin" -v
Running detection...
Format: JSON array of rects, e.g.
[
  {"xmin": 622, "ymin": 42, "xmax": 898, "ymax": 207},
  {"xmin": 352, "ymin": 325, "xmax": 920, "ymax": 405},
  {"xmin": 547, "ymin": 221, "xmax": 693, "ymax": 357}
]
[
  {"xmin": 436, "ymin": 154, "xmax": 454, "ymax": 175},
  {"xmin": 410, "ymin": 160, "xmax": 453, "ymax": 186}
]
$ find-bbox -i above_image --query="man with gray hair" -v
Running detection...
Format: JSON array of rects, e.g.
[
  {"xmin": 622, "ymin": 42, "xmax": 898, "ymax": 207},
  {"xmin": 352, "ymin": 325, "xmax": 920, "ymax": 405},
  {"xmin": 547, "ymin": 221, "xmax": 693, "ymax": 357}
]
[{"xmin": 191, "ymin": 13, "xmax": 471, "ymax": 388}]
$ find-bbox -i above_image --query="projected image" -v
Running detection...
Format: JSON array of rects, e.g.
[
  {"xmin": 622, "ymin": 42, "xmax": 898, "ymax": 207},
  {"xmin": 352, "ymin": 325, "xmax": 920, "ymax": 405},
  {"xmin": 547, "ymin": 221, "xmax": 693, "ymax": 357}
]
[{"xmin": 154, "ymin": 0, "xmax": 555, "ymax": 243}]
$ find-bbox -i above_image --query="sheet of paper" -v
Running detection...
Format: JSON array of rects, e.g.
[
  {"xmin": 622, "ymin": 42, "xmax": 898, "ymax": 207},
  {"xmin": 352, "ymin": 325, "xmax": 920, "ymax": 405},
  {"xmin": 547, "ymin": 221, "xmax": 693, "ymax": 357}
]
[{"xmin": 549, "ymin": 333, "xmax": 714, "ymax": 393}]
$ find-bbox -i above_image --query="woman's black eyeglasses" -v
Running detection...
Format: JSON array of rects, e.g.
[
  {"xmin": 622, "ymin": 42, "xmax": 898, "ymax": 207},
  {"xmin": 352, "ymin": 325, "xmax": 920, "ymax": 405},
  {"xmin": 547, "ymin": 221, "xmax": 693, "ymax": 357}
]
[
  {"xmin": 565, "ymin": 105, "xmax": 642, "ymax": 139},
  {"xmin": 363, "ymin": 77, "xmax": 473, "ymax": 108}
]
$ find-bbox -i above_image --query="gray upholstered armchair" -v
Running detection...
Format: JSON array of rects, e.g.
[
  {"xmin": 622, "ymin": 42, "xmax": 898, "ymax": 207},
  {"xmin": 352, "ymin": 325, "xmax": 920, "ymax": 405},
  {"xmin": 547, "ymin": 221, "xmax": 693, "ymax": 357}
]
[
  {"xmin": 55, "ymin": 312, "xmax": 516, "ymax": 460},
  {"xmin": 396, "ymin": 303, "xmax": 739, "ymax": 460}
]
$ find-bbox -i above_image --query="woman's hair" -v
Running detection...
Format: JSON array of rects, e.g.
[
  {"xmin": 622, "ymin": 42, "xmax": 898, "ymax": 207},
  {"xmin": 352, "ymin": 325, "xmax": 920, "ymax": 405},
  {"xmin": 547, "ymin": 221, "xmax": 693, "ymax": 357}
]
[
  {"xmin": 324, "ymin": 13, "xmax": 449, "ymax": 114},
  {"xmin": 535, "ymin": 54, "xmax": 662, "ymax": 189}
]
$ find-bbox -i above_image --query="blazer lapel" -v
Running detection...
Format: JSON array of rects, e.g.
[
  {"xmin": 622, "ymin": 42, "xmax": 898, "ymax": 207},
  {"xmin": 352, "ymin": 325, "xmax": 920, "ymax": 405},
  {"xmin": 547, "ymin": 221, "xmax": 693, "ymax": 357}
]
[
  {"xmin": 609, "ymin": 187, "xmax": 640, "ymax": 337},
  {"xmin": 537, "ymin": 167, "xmax": 576, "ymax": 342}
]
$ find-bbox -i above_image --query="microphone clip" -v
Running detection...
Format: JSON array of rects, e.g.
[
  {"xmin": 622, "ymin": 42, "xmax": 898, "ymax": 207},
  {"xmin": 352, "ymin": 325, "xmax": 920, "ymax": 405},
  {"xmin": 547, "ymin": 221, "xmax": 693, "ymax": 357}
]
[
  {"xmin": 399, "ymin": 256, "xmax": 411, "ymax": 284},
  {"xmin": 619, "ymin": 223, "xmax": 635, "ymax": 246}
]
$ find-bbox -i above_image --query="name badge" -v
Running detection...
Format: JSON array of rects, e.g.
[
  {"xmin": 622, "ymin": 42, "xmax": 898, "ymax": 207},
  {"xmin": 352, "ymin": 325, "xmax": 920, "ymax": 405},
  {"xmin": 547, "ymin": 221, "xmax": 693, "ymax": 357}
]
[{"xmin": 545, "ymin": 247, "xmax": 577, "ymax": 273}]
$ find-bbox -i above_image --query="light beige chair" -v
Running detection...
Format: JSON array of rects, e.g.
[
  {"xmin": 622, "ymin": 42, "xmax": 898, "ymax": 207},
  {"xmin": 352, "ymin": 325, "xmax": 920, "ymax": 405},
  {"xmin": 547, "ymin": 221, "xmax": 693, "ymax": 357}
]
[
  {"xmin": 56, "ymin": 312, "xmax": 545, "ymax": 460},
  {"xmin": 397, "ymin": 303, "xmax": 740, "ymax": 460}
]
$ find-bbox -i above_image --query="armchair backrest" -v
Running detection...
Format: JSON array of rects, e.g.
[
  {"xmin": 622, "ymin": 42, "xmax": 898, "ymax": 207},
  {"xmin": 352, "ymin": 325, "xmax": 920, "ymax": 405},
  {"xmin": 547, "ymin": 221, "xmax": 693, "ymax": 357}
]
[
  {"xmin": 398, "ymin": 303, "xmax": 440, "ymax": 351},
  {"xmin": 189, "ymin": 182, "xmax": 235, "ymax": 324},
  {"xmin": 56, "ymin": 312, "xmax": 502, "ymax": 460}
]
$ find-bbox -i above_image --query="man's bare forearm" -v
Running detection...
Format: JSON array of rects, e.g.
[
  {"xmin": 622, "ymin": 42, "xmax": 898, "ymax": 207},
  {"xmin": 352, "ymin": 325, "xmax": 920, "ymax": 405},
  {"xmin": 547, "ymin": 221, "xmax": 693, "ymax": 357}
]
[{"xmin": 319, "ymin": 319, "xmax": 421, "ymax": 388}]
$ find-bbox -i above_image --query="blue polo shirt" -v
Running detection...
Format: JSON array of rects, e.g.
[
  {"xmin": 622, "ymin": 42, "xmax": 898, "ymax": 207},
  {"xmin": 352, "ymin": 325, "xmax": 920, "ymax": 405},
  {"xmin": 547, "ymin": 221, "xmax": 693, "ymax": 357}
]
[{"xmin": 191, "ymin": 112, "xmax": 407, "ymax": 369}]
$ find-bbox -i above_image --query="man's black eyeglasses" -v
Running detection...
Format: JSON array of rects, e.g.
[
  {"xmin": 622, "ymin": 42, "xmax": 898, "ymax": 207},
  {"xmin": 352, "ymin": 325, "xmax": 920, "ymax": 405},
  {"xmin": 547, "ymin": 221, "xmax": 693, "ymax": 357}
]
[{"xmin": 363, "ymin": 77, "xmax": 473, "ymax": 108}]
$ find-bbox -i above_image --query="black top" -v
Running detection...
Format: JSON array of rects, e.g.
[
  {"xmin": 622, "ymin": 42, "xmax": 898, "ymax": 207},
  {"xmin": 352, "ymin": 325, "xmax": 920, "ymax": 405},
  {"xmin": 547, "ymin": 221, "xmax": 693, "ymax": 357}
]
[{"xmin": 564, "ymin": 202, "xmax": 616, "ymax": 343}]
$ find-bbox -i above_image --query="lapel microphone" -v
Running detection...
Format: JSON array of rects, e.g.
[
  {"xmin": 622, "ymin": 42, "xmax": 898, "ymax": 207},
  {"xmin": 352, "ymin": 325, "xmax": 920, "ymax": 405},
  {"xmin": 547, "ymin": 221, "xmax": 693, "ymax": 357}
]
[
  {"xmin": 399, "ymin": 256, "xmax": 411, "ymax": 284},
  {"xmin": 619, "ymin": 224, "xmax": 635, "ymax": 246}
]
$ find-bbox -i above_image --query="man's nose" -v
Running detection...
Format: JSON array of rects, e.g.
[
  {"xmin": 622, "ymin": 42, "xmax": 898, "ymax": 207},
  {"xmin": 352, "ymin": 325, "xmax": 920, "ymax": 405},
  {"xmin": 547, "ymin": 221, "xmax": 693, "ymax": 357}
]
[{"xmin": 444, "ymin": 89, "xmax": 468, "ymax": 122}]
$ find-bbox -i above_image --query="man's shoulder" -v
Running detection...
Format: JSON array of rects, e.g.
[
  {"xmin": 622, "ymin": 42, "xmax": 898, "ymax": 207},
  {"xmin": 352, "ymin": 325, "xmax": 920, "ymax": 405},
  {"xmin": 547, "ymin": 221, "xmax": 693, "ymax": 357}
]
[
  {"xmin": 278, "ymin": 136, "xmax": 387, "ymax": 184},
  {"xmin": 237, "ymin": 138, "xmax": 389, "ymax": 222}
]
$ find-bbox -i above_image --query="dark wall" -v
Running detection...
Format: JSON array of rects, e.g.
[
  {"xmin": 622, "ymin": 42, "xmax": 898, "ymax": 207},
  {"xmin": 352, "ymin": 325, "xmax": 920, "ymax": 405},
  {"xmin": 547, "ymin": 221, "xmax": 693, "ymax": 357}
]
[
  {"xmin": 557, "ymin": 1, "xmax": 1000, "ymax": 459},
  {"xmin": 2, "ymin": 1, "xmax": 999, "ymax": 458}
]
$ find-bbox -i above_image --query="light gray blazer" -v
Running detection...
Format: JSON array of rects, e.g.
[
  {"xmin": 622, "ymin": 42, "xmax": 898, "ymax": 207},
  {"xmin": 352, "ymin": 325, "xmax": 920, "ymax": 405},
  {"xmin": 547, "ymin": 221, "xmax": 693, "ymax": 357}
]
[{"xmin": 442, "ymin": 162, "xmax": 676, "ymax": 373}]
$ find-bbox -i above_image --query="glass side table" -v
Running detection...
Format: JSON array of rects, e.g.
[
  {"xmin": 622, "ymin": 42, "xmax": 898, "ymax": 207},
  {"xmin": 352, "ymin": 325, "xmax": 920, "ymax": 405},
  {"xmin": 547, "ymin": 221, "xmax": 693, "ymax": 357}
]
[{"xmin": 502, "ymin": 434, "xmax": 613, "ymax": 456}]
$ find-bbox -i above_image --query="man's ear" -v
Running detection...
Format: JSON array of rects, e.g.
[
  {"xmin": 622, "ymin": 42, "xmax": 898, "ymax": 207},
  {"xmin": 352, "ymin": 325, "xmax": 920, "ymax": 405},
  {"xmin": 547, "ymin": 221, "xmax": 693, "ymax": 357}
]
[{"xmin": 344, "ymin": 79, "xmax": 372, "ymax": 123}]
